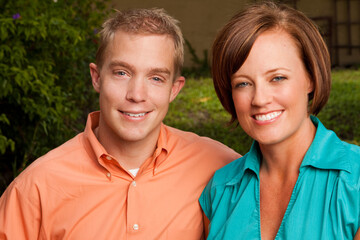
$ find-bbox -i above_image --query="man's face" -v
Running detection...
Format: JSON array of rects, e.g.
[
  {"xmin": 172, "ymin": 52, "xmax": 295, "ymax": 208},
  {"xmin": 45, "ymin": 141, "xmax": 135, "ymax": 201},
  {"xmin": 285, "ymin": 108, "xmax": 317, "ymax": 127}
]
[{"xmin": 90, "ymin": 31, "xmax": 184, "ymax": 147}]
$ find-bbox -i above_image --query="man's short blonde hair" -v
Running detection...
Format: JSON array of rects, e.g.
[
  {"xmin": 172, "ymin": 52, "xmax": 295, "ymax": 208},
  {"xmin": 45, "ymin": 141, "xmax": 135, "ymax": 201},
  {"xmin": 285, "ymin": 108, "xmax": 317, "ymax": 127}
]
[{"xmin": 96, "ymin": 8, "xmax": 184, "ymax": 77}]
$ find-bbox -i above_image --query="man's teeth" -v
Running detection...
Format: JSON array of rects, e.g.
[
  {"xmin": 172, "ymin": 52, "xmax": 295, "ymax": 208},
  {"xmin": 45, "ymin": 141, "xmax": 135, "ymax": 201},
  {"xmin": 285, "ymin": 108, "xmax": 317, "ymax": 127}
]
[
  {"xmin": 255, "ymin": 111, "xmax": 282, "ymax": 121},
  {"xmin": 124, "ymin": 112, "xmax": 146, "ymax": 117}
]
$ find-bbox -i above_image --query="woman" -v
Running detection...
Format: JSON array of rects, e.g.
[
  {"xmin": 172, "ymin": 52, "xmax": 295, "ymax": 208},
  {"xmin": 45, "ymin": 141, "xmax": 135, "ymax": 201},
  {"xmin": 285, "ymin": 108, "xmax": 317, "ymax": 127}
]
[{"xmin": 200, "ymin": 2, "xmax": 360, "ymax": 239}]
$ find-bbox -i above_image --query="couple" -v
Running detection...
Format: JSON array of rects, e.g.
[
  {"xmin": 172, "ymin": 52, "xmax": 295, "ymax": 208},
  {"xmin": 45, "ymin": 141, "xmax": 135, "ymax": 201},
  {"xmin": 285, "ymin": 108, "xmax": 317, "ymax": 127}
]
[{"xmin": 1, "ymin": 2, "xmax": 359, "ymax": 239}]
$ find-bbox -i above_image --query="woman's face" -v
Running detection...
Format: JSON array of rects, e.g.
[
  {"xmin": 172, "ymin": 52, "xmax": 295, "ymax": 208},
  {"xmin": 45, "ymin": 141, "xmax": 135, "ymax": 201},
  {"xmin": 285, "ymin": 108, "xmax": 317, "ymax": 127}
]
[{"xmin": 231, "ymin": 29, "xmax": 314, "ymax": 146}]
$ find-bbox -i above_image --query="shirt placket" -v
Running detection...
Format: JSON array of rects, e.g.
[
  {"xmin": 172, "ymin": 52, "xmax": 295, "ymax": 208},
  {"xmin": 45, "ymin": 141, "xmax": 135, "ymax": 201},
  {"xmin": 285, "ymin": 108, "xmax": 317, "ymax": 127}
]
[
  {"xmin": 100, "ymin": 154, "xmax": 144, "ymax": 238},
  {"xmin": 127, "ymin": 178, "xmax": 141, "ymax": 238}
]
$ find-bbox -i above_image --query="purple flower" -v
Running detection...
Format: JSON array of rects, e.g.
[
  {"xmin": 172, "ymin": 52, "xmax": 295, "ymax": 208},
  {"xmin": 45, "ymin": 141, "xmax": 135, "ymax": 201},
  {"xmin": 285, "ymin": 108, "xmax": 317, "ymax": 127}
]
[{"xmin": 12, "ymin": 13, "xmax": 21, "ymax": 20}]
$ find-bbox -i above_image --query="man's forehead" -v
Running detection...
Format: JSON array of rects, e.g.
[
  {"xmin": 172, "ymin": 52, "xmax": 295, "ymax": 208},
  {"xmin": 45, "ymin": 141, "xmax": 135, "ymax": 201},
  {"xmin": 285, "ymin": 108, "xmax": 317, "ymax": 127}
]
[{"xmin": 102, "ymin": 31, "xmax": 176, "ymax": 70}]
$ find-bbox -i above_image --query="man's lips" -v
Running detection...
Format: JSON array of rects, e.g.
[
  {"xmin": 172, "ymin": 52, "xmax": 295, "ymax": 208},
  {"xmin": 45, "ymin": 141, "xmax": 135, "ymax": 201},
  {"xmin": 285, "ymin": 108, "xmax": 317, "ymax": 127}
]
[{"xmin": 120, "ymin": 111, "xmax": 150, "ymax": 118}]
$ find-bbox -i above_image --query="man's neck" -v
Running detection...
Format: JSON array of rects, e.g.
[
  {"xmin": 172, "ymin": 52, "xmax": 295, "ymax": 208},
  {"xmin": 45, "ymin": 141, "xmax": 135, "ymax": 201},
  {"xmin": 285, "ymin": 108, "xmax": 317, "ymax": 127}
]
[{"xmin": 94, "ymin": 126, "xmax": 159, "ymax": 170}]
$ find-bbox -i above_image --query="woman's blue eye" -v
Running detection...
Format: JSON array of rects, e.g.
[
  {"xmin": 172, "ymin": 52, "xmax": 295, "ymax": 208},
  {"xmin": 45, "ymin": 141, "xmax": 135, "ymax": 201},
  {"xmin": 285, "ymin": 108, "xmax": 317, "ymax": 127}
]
[
  {"xmin": 273, "ymin": 76, "xmax": 285, "ymax": 81},
  {"xmin": 236, "ymin": 82, "xmax": 249, "ymax": 88}
]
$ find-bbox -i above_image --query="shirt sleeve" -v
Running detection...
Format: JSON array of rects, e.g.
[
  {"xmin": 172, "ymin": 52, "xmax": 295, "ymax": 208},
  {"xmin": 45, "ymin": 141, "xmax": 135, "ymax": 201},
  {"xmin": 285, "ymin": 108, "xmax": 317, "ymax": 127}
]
[
  {"xmin": 199, "ymin": 177, "xmax": 214, "ymax": 220},
  {"xmin": 0, "ymin": 180, "xmax": 42, "ymax": 239}
]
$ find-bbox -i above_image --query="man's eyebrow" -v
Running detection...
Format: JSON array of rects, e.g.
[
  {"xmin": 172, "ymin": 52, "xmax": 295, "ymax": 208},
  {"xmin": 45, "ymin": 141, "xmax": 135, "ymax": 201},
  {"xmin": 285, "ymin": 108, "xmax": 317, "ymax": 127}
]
[
  {"xmin": 108, "ymin": 60, "xmax": 172, "ymax": 77},
  {"xmin": 108, "ymin": 60, "xmax": 135, "ymax": 72},
  {"xmin": 148, "ymin": 68, "xmax": 171, "ymax": 76}
]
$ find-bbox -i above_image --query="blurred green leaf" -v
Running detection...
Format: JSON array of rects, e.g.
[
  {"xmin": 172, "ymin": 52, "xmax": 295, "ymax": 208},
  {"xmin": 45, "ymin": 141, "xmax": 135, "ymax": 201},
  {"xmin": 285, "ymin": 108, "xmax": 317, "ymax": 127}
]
[{"xmin": 0, "ymin": 0, "xmax": 109, "ymax": 192}]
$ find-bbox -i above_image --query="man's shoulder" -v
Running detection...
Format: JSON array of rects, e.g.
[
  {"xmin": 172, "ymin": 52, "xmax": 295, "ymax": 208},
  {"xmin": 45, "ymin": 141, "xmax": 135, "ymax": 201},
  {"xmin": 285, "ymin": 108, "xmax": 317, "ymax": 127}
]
[
  {"xmin": 13, "ymin": 133, "xmax": 87, "ymax": 186},
  {"xmin": 163, "ymin": 125, "xmax": 240, "ymax": 159},
  {"xmin": 164, "ymin": 125, "xmax": 206, "ymax": 142},
  {"xmin": 165, "ymin": 125, "xmax": 233, "ymax": 149}
]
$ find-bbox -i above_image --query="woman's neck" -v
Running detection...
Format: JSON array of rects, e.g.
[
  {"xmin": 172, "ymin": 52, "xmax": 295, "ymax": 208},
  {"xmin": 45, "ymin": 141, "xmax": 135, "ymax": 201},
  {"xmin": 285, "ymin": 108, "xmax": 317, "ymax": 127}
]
[{"xmin": 259, "ymin": 117, "xmax": 316, "ymax": 178}]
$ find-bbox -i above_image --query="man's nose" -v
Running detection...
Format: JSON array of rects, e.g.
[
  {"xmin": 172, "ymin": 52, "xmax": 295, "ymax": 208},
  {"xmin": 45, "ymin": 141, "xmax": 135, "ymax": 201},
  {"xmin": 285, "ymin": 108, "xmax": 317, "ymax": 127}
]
[{"xmin": 126, "ymin": 77, "xmax": 147, "ymax": 102}]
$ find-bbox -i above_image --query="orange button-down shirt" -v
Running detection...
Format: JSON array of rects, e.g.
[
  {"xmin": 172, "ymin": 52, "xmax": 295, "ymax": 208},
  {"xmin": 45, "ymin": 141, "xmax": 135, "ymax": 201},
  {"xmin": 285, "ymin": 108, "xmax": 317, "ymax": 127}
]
[{"xmin": 0, "ymin": 112, "xmax": 240, "ymax": 240}]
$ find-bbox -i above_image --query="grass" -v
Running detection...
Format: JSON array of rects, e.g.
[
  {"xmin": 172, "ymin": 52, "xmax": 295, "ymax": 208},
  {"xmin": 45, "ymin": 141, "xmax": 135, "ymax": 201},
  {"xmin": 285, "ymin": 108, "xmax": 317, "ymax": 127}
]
[
  {"xmin": 164, "ymin": 68, "xmax": 360, "ymax": 154},
  {"xmin": 317, "ymin": 69, "xmax": 360, "ymax": 145}
]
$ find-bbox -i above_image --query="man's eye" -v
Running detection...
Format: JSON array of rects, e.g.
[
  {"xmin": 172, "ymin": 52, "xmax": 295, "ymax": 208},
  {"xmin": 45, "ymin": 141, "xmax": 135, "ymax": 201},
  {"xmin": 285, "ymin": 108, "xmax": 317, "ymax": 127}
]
[
  {"xmin": 152, "ymin": 77, "xmax": 163, "ymax": 82},
  {"xmin": 117, "ymin": 71, "xmax": 126, "ymax": 76}
]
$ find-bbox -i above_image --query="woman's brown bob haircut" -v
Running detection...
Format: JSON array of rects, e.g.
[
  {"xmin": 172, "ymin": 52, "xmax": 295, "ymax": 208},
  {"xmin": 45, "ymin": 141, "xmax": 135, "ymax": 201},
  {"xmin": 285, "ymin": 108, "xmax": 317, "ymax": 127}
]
[
  {"xmin": 212, "ymin": 1, "xmax": 331, "ymax": 124},
  {"xmin": 96, "ymin": 8, "xmax": 184, "ymax": 77}
]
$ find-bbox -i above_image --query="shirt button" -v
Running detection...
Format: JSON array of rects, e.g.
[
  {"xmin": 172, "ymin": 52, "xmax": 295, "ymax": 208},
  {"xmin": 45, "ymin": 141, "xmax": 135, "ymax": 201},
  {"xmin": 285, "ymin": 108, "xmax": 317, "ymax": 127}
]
[
  {"xmin": 133, "ymin": 224, "xmax": 139, "ymax": 230},
  {"xmin": 131, "ymin": 181, "xmax": 137, "ymax": 187},
  {"xmin": 106, "ymin": 172, "xmax": 111, "ymax": 178},
  {"xmin": 106, "ymin": 156, "xmax": 112, "ymax": 160}
]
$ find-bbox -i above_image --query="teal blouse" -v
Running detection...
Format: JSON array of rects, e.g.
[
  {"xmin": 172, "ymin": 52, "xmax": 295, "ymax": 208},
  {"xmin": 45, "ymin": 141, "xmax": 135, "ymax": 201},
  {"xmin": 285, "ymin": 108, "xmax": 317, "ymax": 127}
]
[{"xmin": 200, "ymin": 116, "xmax": 360, "ymax": 239}]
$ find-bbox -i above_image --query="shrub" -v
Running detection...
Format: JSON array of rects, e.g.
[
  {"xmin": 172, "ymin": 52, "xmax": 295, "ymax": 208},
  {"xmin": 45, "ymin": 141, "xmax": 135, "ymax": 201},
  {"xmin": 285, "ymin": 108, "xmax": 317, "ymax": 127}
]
[
  {"xmin": 182, "ymin": 39, "xmax": 211, "ymax": 78},
  {"xmin": 0, "ymin": 0, "xmax": 108, "ymax": 191}
]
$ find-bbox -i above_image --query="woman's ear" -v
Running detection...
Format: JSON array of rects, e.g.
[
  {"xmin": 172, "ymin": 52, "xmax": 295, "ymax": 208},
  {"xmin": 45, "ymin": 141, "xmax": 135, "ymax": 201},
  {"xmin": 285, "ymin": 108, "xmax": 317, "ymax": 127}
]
[{"xmin": 307, "ymin": 78, "xmax": 314, "ymax": 94}]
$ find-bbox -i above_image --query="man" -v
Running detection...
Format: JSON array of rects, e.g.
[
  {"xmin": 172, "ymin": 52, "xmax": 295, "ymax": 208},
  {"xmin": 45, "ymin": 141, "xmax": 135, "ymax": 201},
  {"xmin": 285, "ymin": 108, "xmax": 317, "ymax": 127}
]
[{"xmin": 0, "ymin": 8, "xmax": 240, "ymax": 239}]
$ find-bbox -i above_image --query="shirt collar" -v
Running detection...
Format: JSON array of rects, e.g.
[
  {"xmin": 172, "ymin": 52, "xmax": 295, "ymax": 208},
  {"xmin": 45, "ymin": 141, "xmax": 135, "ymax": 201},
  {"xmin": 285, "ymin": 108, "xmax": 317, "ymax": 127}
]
[
  {"xmin": 300, "ymin": 115, "xmax": 351, "ymax": 173},
  {"xmin": 226, "ymin": 141, "xmax": 261, "ymax": 185},
  {"xmin": 155, "ymin": 123, "xmax": 169, "ymax": 162},
  {"xmin": 140, "ymin": 123, "xmax": 168, "ymax": 172},
  {"xmin": 83, "ymin": 111, "xmax": 108, "ymax": 160},
  {"xmin": 82, "ymin": 111, "xmax": 169, "ymax": 173}
]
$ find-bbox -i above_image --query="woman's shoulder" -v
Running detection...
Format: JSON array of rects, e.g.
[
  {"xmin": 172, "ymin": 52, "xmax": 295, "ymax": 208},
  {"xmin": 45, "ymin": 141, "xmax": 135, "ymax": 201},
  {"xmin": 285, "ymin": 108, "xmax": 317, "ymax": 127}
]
[
  {"xmin": 338, "ymin": 140, "xmax": 360, "ymax": 187},
  {"xmin": 312, "ymin": 117, "xmax": 360, "ymax": 187},
  {"xmin": 342, "ymin": 140, "xmax": 360, "ymax": 157}
]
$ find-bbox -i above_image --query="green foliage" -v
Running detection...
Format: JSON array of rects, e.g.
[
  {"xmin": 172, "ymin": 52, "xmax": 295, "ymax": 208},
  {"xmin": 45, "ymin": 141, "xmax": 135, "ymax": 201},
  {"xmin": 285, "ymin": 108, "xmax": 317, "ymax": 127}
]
[
  {"xmin": 0, "ymin": 0, "xmax": 108, "ymax": 191},
  {"xmin": 165, "ymin": 69, "xmax": 360, "ymax": 154},
  {"xmin": 317, "ymin": 68, "xmax": 360, "ymax": 145},
  {"xmin": 182, "ymin": 39, "xmax": 211, "ymax": 78}
]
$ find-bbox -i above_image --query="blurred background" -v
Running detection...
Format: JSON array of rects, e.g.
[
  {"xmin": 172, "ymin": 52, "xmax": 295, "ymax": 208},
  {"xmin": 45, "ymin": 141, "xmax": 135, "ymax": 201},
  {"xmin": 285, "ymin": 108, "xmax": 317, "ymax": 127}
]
[
  {"xmin": 0, "ymin": 0, "xmax": 359, "ymax": 193},
  {"xmin": 111, "ymin": 0, "xmax": 360, "ymax": 67}
]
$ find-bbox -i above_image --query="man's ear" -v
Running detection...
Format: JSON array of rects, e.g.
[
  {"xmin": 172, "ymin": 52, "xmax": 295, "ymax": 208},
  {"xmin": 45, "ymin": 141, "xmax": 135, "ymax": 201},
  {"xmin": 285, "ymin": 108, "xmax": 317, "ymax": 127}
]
[
  {"xmin": 169, "ymin": 76, "xmax": 185, "ymax": 102},
  {"xmin": 89, "ymin": 63, "xmax": 101, "ymax": 93}
]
